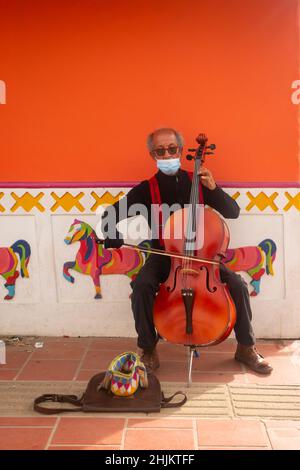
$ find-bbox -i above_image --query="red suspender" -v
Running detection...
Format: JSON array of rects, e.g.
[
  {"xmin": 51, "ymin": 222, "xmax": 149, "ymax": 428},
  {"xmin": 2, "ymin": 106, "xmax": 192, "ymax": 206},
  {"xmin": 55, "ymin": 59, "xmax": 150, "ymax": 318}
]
[
  {"xmin": 149, "ymin": 175, "xmax": 165, "ymax": 248},
  {"xmin": 148, "ymin": 172, "xmax": 204, "ymax": 249}
]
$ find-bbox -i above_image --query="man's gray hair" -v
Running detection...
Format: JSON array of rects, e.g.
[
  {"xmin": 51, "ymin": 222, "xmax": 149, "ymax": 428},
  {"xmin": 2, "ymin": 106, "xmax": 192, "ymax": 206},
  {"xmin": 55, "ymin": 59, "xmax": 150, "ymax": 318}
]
[{"xmin": 147, "ymin": 128, "xmax": 184, "ymax": 152}]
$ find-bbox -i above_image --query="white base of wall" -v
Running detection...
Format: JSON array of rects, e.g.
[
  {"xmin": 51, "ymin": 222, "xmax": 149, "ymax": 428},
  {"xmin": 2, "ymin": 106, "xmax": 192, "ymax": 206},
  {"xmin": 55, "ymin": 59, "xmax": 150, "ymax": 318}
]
[{"xmin": 0, "ymin": 186, "xmax": 299, "ymax": 339}]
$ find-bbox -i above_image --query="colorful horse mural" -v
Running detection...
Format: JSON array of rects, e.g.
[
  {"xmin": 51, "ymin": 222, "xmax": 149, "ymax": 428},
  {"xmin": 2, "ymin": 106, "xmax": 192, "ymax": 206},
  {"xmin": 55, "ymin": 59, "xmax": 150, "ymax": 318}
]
[
  {"xmin": 64, "ymin": 219, "xmax": 150, "ymax": 299},
  {"xmin": 0, "ymin": 240, "xmax": 31, "ymax": 300},
  {"xmin": 223, "ymin": 239, "xmax": 277, "ymax": 296},
  {"xmin": 64, "ymin": 220, "xmax": 276, "ymax": 298}
]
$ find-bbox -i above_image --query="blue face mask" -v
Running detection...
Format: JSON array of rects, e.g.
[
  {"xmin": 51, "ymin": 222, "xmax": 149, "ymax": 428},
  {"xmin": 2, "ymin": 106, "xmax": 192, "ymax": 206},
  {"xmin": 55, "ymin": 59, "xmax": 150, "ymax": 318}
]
[{"xmin": 156, "ymin": 157, "xmax": 181, "ymax": 175}]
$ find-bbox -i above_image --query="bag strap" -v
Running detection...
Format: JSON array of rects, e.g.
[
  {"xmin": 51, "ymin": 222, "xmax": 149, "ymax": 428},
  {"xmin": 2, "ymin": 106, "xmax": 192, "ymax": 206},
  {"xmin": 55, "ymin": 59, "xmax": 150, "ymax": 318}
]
[
  {"xmin": 34, "ymin": 394, "xmax": 84, "ymax": 415},
  {"xmin": 161, "ymin": 391, "xmax": 187, "ymax": 408}
]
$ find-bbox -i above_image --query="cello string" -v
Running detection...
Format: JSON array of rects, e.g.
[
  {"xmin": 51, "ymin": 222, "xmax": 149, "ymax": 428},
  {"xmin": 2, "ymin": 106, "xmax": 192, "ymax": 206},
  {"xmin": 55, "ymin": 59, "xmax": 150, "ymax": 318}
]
[
  {"xmin": 184, "ymin": 176, "xmax": 193, "ymax": 286},
  {"xmin": 185, "ymin": 152, "xmax": 195, "ymax": 286},
  {"xmin": 186, "ymin": 154, "xmax": 198, "ymax": 343},
  {"xmin": 184, "ymin": 152, "xmax": 197, "ymax": 287},
  {"xmin": 189, "ymin": 153, "xmax": 200, "ymax": 276},
  {"xmin": 188, "ymin": 168, "xmax": 196, "ymax": 272},
  {"xmin": 185, "ymin": 149, "xmax": 199, "ymax": 289},
  {"xmin": 187, "ymin": 144, "xmax": 203, "ymax": 344}
]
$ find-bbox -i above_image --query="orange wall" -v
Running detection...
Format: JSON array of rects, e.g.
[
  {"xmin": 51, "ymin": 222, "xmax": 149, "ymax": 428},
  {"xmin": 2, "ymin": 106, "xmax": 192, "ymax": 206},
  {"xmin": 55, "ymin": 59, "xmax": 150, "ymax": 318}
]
[{"xmin": 0, "ymin": 0, "xmax": 298, "ymax": 183}]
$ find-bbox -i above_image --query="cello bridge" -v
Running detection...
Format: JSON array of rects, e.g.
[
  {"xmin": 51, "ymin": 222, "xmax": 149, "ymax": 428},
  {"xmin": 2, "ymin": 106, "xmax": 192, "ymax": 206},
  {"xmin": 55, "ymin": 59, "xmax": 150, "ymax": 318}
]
[{"xmin": 181, "ymin": 268, "xmax": 198, "ymax": 276}]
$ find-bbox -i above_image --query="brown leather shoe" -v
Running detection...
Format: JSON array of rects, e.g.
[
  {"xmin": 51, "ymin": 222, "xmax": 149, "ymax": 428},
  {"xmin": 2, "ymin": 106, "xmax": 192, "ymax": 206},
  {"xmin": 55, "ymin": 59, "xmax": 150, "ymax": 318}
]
[
  {"xmin": 140, "ymin": 347, "xmax": 160, "ymax": 374},
  {"xmin": 235, "ymin": 344, "xmax": 273, "ymax": 375}
]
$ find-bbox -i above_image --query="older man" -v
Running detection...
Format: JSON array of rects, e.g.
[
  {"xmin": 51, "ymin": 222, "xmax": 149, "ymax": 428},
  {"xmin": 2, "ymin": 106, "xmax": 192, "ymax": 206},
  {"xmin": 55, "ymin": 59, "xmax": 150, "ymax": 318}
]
[{"xmin": 100, "ymin": 128, "xmax": 273, "ymax": 375}]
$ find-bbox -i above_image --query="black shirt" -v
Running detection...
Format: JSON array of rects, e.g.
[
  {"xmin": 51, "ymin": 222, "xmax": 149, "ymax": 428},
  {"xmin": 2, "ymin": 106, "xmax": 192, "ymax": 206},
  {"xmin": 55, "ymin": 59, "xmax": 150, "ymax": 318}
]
[{"xmin": 102, "ymin": 169, "xmax": 240, "ymax": 248}]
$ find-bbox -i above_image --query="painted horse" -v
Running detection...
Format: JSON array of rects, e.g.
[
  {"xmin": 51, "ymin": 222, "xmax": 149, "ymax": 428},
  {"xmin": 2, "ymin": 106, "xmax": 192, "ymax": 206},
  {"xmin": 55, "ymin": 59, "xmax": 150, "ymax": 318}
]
[
  {"xmin": 0, "ymin": 240, "xmax": 31, "ymax": 300},
  {"xmin": 64, "ymin": 219, "xmax": 150, "ymax": 299},
  {"xmin": 223, "ymin": 238, "xmax": 277, "ymax": 296}
]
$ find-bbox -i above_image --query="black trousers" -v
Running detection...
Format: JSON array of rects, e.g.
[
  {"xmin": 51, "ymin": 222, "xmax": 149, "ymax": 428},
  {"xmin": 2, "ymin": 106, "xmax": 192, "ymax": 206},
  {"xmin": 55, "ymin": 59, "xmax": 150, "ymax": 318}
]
[{"xmin": 130, "ymin": 254, "xmax": 256, "ymax": 352}]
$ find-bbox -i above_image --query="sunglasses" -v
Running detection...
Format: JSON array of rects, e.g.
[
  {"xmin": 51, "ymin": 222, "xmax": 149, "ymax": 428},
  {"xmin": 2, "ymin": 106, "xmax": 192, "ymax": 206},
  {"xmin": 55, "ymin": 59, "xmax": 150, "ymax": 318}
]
[{"xmin": 152, "ymin": 146, "xmax": 179, "ymax": 157}]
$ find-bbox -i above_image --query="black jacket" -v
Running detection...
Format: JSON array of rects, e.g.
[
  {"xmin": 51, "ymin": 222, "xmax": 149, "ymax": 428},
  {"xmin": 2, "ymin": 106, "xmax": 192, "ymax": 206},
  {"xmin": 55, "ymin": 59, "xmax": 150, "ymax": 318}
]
[{"xmin": 101, "ymin": 169, "xmax": 240, "ymax": 248}]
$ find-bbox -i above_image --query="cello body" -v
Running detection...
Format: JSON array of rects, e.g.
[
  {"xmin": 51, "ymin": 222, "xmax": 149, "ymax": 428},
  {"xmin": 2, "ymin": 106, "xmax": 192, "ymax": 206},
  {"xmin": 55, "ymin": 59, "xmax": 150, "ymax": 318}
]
[
  {"xmin": 153, "ymin": 195, "xmax": 236, "ymax": 347},
  {"xmin": 153, "ymin": 208, "xmax": 236, "ymax": 346}
]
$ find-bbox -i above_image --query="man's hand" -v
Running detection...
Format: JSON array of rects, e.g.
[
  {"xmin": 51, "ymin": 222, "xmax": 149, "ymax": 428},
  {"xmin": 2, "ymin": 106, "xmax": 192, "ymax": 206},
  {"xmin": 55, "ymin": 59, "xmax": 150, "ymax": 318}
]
[
  {"xmin": 97, "ymin": 237, "xmax": 124, "ymax": 249},
  {"xmin": 96, "ymin": 230, "xmax": 124, "ymax": 249},
  {"xmin": 198, "ymin": 167, "xmax": 216, "ymax": 190},
  {"xmin": 103, "ymin": 237, "xmax": 124, "ymax": 249}
]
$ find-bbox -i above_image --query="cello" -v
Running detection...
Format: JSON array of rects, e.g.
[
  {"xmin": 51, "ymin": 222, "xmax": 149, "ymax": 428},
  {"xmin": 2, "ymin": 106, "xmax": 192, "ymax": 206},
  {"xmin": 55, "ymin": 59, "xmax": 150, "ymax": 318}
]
[{"xmin": 152, "ymin": 134, "xmax": 236, "ymax": 373}]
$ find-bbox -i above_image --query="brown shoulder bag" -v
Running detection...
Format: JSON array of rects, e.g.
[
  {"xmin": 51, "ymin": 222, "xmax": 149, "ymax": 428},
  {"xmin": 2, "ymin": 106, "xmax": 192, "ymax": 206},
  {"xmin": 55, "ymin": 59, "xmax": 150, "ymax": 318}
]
[{"xmin": 34, "ymin": 372, "xmax": 187, "ymax": 415}]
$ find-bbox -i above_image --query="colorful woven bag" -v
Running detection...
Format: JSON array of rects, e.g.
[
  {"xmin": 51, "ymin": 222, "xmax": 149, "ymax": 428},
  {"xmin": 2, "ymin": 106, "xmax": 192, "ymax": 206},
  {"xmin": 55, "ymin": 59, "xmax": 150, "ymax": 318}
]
[{"xmin": 99, "ymin": 351, "xmax": 148, "ymax": 397}]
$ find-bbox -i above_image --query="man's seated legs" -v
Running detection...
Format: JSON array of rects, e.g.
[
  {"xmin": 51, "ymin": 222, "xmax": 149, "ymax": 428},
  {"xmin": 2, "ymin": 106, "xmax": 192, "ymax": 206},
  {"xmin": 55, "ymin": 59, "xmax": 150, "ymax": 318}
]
[
  {"xmin": 130, "ymin": 254, "xmax": 171, "ymax": 373},
  {"xmin": 220, "ymin": 264, "xmax": 273, "ymax": 374},
  {"xmin": 131, "ymin": 256, "xmax": 272, "ymax": 375}
]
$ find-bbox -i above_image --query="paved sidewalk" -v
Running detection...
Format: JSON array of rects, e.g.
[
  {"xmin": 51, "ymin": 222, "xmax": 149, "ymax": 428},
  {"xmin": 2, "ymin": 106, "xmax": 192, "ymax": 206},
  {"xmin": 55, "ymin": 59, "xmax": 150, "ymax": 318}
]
[{"xmin": 0, "ymin": 336, "xmax": 300, "ymax": 450}]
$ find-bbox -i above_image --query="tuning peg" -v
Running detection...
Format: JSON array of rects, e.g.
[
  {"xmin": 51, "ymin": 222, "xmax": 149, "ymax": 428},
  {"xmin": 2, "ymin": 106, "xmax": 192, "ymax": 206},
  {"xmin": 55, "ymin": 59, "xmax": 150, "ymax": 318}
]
[
  {"xmin": 207, "ymin": 144, "xmax": 216, "ymax": 150},
  {"xmin": 186, "ymin": 154, "xmax": 194, "ymax": 161},
  {"xmin": 188, "ymin": 148, "xmax": 197, "ymax": 152},
  {"xmin": 204, "ymin": 151, "xmax": 214, "ymax": 155}
]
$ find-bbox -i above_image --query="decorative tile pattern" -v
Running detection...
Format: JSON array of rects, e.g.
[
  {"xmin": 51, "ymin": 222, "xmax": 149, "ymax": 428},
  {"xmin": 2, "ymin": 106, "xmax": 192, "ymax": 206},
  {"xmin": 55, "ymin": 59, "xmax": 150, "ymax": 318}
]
[
  {"xmin": 0, "ymin": 192, "xmax": 4, "ymax": 212},
  {"xmin": 0, "ymin": 188, "xmax": 297, "ymax": 212},
  {"xmin": 245, "ymin": 191, "xmax": 279, "ymax": 212},
  {"xmin": 10, "ymin": 192, "xmax": 45, "ymax": 212},
  {"xmin": 283, "ymin": 191, "xmax": 300, "ymax": 211},
  {"xmin": 50, "ymin": 192, "xmax": 85, "ymax": 212},
  {"xmin": 90, "ymin": 190, "xmax": 125, "ymax": 211},
  {"xmin": 231, "ymin": 191, "xmax": 240, "ymax": 200}
]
